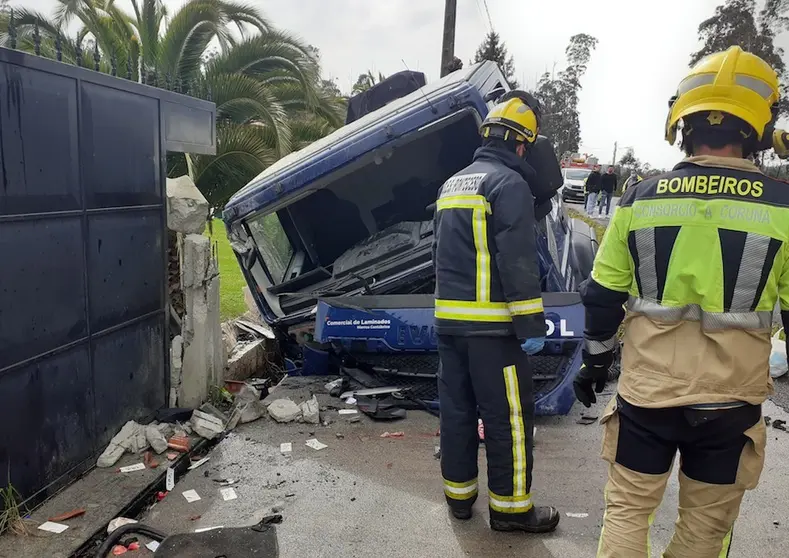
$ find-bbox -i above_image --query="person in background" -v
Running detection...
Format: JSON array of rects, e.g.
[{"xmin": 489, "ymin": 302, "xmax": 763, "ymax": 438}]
[
  {"xmin": 584, "ymin": 165, "xmax": 602, "ymax": 215},
  {"xmin": 598, "ymin": 166, "xmax": 618, "ymax": 217},
  {"xmin": 622, "ymin": 169, "xmax": 641, "ymax": 193}
]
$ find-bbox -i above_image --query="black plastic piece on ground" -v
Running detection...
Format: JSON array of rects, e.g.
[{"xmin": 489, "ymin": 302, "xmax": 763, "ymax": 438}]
[
  {"xmin": 95, "ymin": 523, "xmax": 167, "ymax": 557},
  {"xmin": 156, "ymin": 408, "xmax": 194, "ymax": 423}
]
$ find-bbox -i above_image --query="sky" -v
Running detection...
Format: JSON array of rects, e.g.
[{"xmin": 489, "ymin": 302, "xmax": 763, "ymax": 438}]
[{"xmin": 23, "ymin": 0, "xmax": 786, "ymax": 169}]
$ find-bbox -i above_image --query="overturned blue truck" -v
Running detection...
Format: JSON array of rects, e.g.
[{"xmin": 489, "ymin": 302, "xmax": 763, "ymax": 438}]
[{"xmin": 223, "ymin": 61, "xmax": 608, "ymax": 415}]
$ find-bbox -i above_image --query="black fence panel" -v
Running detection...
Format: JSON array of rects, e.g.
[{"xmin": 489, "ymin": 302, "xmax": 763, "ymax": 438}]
[{"xmin": 0, "ymin": 47, "xmax": 215, "ymax": 505}]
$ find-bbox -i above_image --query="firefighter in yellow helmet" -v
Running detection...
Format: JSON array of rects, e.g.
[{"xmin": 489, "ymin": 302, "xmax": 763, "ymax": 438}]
[
  {"xmin": 433, "ymin": 90, "xmax": 560, "ymax": 533},
  {"xmin": 575, "ymin": 46, "xmax": 786, "ymax": 557}
]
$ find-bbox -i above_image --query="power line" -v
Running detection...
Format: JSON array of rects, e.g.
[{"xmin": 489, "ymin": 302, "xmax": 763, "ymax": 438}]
[
  {"xmin": 481, "ymin": 0, "xmax": 494, "ymax": 31},
  {"xmin": 474, "ymin": 0, "xmax": 491, "ymax": 32}
]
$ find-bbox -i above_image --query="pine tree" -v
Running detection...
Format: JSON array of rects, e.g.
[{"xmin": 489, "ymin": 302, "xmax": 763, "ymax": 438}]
[{"xmin": 473, "ymin": 31, "xmax": 518, "ymax": 88}]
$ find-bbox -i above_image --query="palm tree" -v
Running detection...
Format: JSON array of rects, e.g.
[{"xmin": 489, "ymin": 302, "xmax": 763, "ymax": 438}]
[{"xmin": 0, "ymin": 0, "xmax": 345, "ymax": 207}]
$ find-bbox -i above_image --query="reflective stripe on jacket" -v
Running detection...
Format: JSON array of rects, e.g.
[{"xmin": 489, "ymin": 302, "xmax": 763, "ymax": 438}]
[
  {"xmin": 432, "ymin": 146, "xmax": 546, "ymax": 339},
  {"xmin": 580, "ymin": 156, "xmax": 789, "ymax": 408}
]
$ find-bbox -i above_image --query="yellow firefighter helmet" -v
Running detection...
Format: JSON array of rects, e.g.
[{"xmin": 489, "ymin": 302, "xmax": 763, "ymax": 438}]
[
  {"xmin": 480, "ymin": 90, "xmax": 541, "ymax": 144},
  {"xmin": 665, "ymin": 46, "xmax": 780, "ymax": 145}
]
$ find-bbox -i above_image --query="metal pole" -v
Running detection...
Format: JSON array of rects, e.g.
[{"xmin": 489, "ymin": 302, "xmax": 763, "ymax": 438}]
[
  {"xmin": 611, "ymin": 141, "xmax": 618, "ymax": 166},
  {"xmin": 440, "ymin": 0, "xmax": 457, "ymax": 77}
]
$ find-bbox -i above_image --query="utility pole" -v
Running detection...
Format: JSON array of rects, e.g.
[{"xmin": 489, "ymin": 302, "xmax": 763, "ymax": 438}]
[
  {"xmin": 440, "ymin": 0, "xmax": 457, "ymax": 77},
  {"xmin": 611, "ymin": 141, "xmax": 618, "ymax": 166}
]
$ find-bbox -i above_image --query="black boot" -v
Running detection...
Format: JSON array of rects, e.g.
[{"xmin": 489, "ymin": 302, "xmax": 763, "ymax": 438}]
[
  {"xmin": 490, "ymin": 506, "xmax": 560, "ymax": 533},
  {"xmin": 449, "ymin": 506, "xmax": 473, "ymax": 520}
]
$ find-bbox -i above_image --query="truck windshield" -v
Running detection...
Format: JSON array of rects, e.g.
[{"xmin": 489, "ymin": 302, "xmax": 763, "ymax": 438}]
[
  {"xmin": 247, "ymin": 212, "xmax": 294, "ymax": 284},
  {"xmin": 565, "ymin": 169, "xmax": 591, "ymax": 180}
]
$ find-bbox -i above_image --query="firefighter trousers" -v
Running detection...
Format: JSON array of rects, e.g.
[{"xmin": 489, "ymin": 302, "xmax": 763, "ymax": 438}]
[
  {"xmin": 438, "ymin": 334, "xmax": 536, "ymax": 521},
  {"xmin": 597, "ymin": 395, "xmax": 766, "ymax": 558}
]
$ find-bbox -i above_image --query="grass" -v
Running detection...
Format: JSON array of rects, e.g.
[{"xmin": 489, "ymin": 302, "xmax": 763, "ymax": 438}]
[
  {"xmin": 205, "ymin": 219, "xmax": 247, "ymax": 321},
  {"xmin": 566, "ymin": 208, "xmax": 608, "ymax": 242},
  {"xmin": 0, "ymin": 481, "xmax": 29, "ymax": 536}
]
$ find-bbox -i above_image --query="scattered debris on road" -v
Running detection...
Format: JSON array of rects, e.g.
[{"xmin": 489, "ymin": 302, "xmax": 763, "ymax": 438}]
[
  {"xmin": 577, "ymin": 414, "xmax": 599, "ymax": 425},
  {"xmin": 107, "ymin": 517, "xmax": 137, "ymax": 534},
  {"xmin": 566, "ymin": 512, "xmax": 590, "ymax": 518},
  {"xmin": 47, "ymin": 508, "xmax": 86, "ymax": 522},
  {"xmin": 280, "ymin": 442, "xmax": 292, "ymax": 454},
  {"xmin": 118, "ymin": 463, "xmax": 146, "ymax": 473},
  {"xmin": 191, "ymin": 410, "xmax": 224, "ymax": 439},
  {"xmin": 380, "ymin": 431, "xmax": 405, "ymax": 438},
  {"xmin": 168, "ymin": 435, "xmax": 191, "ymax": 452},
  {"xmin": 220, "ymin": 488, "xmax": 238, "ymax": 501},
  {"xmin": 37, "ymin": 521, "xmax": 69, "ymax": 534},
  {"xmin": 773, "ymin": 419, "xmax": 787, "ymax": 431},
  {"xmin": 182, "ymin": 490, "xmax": 201, "ymax": 503},
  {"xmin": 188, "ymin": 456, "xmax": 211, "ymax": 470},
  {"xmin": 434, "ymin": 446, "xmax": 441, "ymax": 459},
  {"xmin": 766, "ymin": 416, "xmax": 772, "ymax": 426},
  {"xmin": 301, "ymin": 395, "xmax": 320, "ymax": 424},
  {"xmin": 268, "ymin": 399, "xmax": 302, "ymax": 423},
  {"xmin": 306, "ymin": 438, "xmax": 328, "ymax": 450}
]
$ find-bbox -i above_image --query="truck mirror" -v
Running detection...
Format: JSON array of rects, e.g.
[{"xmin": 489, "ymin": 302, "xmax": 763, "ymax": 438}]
[{"xmin": 484, "ymin": 87, "xmax": 506, "ymax": 104}]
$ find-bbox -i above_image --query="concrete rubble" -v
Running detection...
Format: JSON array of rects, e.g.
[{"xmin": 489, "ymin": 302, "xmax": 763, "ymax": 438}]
[
  {"xmin": 166, "ymin": 175, "xmax": 210, "ymax": 235},
  {"xmin": 97, "ymin": 421, "xmax": 149, "ymax": 468},
  {"xmin": 145, "ymin": 425, "xmax": 169, "ymax": 454},
  {"xmin": 232, "ymin": 384, "xmax": 267, "ymax": 425},
  {"xmin": 267, "ymin": 399, "xmax": 302, "ymax": 423},
  {"xmin": 300, "ymin": 396, "xmax": 320, "ymax": 425},
  {"xmin": 190, "ymin": 410, "xmax": 224, "ymax": 440}
]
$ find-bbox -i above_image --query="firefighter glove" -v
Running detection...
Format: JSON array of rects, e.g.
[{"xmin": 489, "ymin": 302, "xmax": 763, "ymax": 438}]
[
  {"xmin": 573, "ymin": 364, "xmax": 608, "ymax": 408},
  {"xmin": 521, "ymin": 337, "xmax": 545, "ymax": 355}
]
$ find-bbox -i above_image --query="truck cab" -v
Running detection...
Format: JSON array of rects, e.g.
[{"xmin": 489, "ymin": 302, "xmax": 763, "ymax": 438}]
[{"xmin": 223, "ymin": 61, "xmax": 602, "ymax": 415}]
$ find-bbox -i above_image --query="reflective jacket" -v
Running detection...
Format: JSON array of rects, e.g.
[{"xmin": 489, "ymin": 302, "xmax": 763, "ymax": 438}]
[
  {"xmin": 580, "ymin": 156, "xmax": 789, "ymax": 408},
  {"xmin": 433, "ymin": 147, "xmax": 546, "ymax": 339}
]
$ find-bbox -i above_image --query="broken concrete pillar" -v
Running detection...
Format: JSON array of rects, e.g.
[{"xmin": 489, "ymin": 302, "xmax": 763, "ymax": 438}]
[
  {"xmin": 178, "ymin": 234, "xmax": 224, "ymax": 408},
  {"xmin": 169, "ymin": 335, "xmax": 183, "ymax": 408},
  {"xmin": 167, "ymin": 175, "xmax": 209, "ymax": 234},
  {"xmin": 243, "ymin": 286, "xmax": 263, "ymax": 322}
]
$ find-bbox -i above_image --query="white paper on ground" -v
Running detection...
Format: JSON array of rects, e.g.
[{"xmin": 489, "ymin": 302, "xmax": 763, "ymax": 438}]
[
  {"xmin": 188, "ymin": 457, "xmax": 210, "ymax": 470},
  {"xmin": 119, "ymin": 463, "xmax": 146, "ymax": 473},
  {"xmin": 280, "ymin": 442, "xmax": 292, "ymax": 454},
  {"xmin": 195, "ymin": 526, "xmax": 223, "ymax": 533},
  {"xmin": 146, "ymin": 541, "xmax": 160, "ymax": 552},
  {"xmin": 182, "ymin": 489, "xmax": 201, "ymax": 503},
  {"xmin": 166, "ymin": 467, "xmax": 175, "ymax": 491},
  {"xmin": 346, "ymin": 397, "xmax": 357, "ymax": 405},
  {"xmin": 565, "ymin": 512, "xmax": 589, "ymax": 518},
  {"xmin": 38, "ymin": 521, "xmax": 69, "ymax": 534},
  {"xmin": 305, "ymin": 438, "xmax": 327, "ymax": 450},
  {"xmin": 338, "ymin": 409, "xmax": 358, "ymax": 415},
  {"xmin": 220, "ymin": 487, "xmax": 238, "ymax": 501}
]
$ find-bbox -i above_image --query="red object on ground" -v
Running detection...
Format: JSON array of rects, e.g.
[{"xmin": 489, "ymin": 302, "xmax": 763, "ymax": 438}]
[
  {"xmin": 166, "ymin": 452, "xmax": 179, "ymax": 460},
  {"xmin": 127, "ymin": 542, "xmax": 140, "ymax": 551},
  {"xmin": 48, "ymin": 508, "xmax": 86, "ymax": 522},
  {"xmin": 144, "ymin": 451, "xmax": 159, "ymax": 469},
  {"xmin": 168, "ymin": 436, "xmax": 190, "ymax": 452},
  {"xmin": 189, "ymin": 515, "xmax": 202, "ymax": 521},
  {"xmin": 112, "ymin": 545, "xmax": 128, "ymax": 555},
  {"xmin": 478, "ymin": 419, "xmax": 485, "ymax": 441},
  {"xmin": 156, "ymin": 491, "xmax": 168, "ymax": 501},
  {"xmin": 380, "ymin": 432, "xmax": 405, "ymax": 438}
]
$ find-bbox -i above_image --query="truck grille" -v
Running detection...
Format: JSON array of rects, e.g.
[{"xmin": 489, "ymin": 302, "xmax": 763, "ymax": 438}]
[{"xmin": 348, "ymin": 349, "xmax": 574, "ymax": 402}]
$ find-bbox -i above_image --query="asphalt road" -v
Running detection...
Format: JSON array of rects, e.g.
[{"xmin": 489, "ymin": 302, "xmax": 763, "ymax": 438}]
[{"xmin": 139, "ymin": 378, "xmax": 789, "ymax": 557}]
